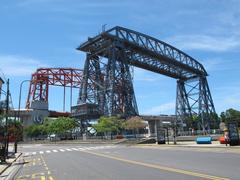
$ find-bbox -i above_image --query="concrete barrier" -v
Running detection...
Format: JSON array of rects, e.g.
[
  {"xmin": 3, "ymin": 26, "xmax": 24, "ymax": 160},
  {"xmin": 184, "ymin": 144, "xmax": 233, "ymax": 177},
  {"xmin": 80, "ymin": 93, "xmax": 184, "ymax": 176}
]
[{"xmin": 196, "ymin": 136, "xmax": 212, "ymax": 144}]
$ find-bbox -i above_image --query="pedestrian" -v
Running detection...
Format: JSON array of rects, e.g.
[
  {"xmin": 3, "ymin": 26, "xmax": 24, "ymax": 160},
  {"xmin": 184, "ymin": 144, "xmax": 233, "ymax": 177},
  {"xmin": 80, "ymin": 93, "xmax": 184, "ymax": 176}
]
[{"xmin": 224, "ymin": 132, "xmax": 229, "ymax": 146}]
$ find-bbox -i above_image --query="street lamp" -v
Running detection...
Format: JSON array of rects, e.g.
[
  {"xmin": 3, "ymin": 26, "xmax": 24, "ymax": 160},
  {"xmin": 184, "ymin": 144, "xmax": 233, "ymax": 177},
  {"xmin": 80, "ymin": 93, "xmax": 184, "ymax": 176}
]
[
  {"xmin": 0, "ymin": 79, "xmax": 9, "ymax": 162},
  {"xmin": 0, "ymin": 78, "xmax": 6, "ymax": 162},
  {"xmin": 15, "ymin": 80, "xmax": 31, "ymax": 153}
]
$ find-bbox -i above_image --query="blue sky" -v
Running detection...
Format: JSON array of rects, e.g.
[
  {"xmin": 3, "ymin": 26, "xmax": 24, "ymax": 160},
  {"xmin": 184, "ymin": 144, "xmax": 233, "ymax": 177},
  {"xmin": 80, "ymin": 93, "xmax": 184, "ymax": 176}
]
[{"xmin": 0, "ymin": 0, "xmax": 240, "ymax": 115}]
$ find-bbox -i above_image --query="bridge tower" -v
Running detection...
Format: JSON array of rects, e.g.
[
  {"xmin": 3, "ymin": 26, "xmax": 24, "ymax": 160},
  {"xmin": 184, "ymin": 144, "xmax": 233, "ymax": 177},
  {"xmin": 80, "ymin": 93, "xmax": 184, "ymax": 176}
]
[{"xmin": 78, "ymin": 44, "xmax": 138, "ymax": 117}]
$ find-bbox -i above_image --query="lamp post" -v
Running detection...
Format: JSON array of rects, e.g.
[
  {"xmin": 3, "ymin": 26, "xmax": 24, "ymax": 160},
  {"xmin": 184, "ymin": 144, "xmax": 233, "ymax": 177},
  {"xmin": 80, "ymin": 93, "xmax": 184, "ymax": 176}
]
[
  {"xmin": 4, "ymin": 79, "xmax": 10, "ymax": 160},
  {"xmin": 15, "ymin": 80, "xmax": 31, "ymax": 153},
  {"xmin": 0, "ymin": 78, "xmax": 6, "ymax": 162}
]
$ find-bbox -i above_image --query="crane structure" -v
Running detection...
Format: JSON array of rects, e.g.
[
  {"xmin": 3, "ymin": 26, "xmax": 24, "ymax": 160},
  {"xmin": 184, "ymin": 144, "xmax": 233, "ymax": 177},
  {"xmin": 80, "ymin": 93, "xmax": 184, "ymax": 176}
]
[
  {"xmin": 26, "ymin": 68, "xmax": 83, "ymax": 110},
  {"xmin": 76, "ymin": 26, "xmax": 216, "ymax": 131}
]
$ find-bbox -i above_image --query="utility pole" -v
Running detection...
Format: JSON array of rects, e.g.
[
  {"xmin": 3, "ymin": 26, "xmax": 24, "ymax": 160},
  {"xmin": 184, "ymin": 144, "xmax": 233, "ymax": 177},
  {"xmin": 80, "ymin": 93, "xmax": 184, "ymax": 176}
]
[
  {"xmin": 14, "ymin": 111, "xmax": 18, "ymax": 153},
  {"xmin": 4, "ymin": 79, "xmax": 9, "ymax": 160}
]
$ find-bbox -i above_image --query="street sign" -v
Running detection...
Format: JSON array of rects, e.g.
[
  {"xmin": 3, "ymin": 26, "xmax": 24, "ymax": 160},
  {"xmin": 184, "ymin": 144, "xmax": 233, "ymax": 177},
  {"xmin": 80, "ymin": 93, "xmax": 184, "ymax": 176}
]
[
  {"xmin": 228, "ymin": 122, "xmax": 240, "ymax": 146},
  {"xmin": 157, "ymin": 130, "xmax": 165, "ymax": 144},
  {"xmin": 0, "ymin": 132, "xmax": 5, "ymax": 162}
]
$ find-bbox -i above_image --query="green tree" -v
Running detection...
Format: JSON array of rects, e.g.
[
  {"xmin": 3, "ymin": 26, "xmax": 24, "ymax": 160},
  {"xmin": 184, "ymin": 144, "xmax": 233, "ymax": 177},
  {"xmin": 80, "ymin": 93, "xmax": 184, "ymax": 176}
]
[
  {"xmin": 47, "ymin": 117, "xmax": 77, "ymax": 136},
  {"xmin": 185, "ymin": 112, "xmax": 219, "ymax": 130},
  {"xmin": 93, "ymin": 116, "xmax": 124, "ymax": 138},
  {"xmin": 24, "ymin": 124, "xmax": 46, "ymax": 139},
  {"xmin": 24, "ymin": 117, "xmax": 77, "ymax": 139},
  {"xmin": 220, "ymin": 108, "xmax": 240, "ymax": 127}
]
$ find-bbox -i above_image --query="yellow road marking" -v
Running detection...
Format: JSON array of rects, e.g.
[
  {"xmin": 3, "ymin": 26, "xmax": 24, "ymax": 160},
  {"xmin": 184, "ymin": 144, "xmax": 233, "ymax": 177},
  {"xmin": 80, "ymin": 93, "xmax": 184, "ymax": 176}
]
[
  {"xmin": 83, "ymin": 150, "xmax": 229, "ymax": 180},
  {"xmin": 17, "ymin": 155, "xmax": 54, "ymax": 180}
]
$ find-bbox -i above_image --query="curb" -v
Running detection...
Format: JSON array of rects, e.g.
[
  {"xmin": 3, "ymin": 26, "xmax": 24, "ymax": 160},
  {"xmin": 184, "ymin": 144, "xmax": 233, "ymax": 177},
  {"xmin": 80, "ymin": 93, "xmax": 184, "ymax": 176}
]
[
  {"xmin": 0, "ymin": 153, "xmax": 22, "ymax": 175},
  {"xmin": 135, "ymin": 144, "xmax": 240, "ymax": 149},
  {"xmin": 19, "ymin": 140, "xmax": 124, "ymax": 145}
]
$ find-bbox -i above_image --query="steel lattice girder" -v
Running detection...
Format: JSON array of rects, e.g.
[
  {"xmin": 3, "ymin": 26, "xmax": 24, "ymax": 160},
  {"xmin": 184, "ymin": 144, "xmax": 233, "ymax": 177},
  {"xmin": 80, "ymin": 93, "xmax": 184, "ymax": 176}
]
[
  {"xmin": 104, "ymin": 46, "xmax": 138, "ymax": 116},
  {"xmin": 78, "ymin": 47, "xmax": 138, "ymax": 117},
  {"xmin": 176, "ymin": 77, "xmax": 216, "ymax": 130},
  {"xmin": 77, "ymin": 26, "xmax": 216, "ymax": 128},
  {"xmin": 78, "ymin": 54, "xmax": 104, "ymax": 110},
  {"xmin": 78, "ymin": 26, "xmax": 207, "ymax": 80},
  {"xmin": 26, "ymin": 68, "xmax": 83, "ymax": 109}
]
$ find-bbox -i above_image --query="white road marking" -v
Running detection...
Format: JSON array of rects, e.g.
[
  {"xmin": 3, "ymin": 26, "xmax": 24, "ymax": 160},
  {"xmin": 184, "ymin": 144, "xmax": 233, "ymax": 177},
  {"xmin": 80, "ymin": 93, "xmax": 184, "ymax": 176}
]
[
  {"xmin": 90, "ymin": 147, "xmax": 99, "ymax": 149},
  {"xmin": 24, "ymin": 146, "xmax": 118, "ymax": 156}
]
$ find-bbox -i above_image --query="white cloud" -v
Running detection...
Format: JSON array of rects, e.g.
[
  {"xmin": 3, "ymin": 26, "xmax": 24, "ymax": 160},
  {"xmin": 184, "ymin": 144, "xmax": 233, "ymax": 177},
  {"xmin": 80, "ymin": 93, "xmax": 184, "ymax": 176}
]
[
  {"xmin": 142, "ymin": 102, "xmax": 175, "ymax": 115},
  {"xmin": 213, "ymin": 85, "xmax": 240, "ymax": 112},
  {"xmin": 215, "ymin": 94, "xmax": 240, "ymax": 113},
  {"xmin": 0, "ymin": 55, "xmax": 48, "ymax": 77},
  {"xmin": 166, "ymin": 35, "xmax": 240, "ymax": 52},
  {"xmin": 201, "ymin": 58, "xmax": 240, "ymax": 73}
]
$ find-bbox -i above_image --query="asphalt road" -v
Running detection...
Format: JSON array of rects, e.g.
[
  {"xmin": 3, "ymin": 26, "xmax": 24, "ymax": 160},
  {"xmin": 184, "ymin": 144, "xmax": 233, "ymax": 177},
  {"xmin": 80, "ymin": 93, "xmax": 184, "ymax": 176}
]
[{"xmin": 11, "ymin": 143, "xmax": 240, "ymax": 180}]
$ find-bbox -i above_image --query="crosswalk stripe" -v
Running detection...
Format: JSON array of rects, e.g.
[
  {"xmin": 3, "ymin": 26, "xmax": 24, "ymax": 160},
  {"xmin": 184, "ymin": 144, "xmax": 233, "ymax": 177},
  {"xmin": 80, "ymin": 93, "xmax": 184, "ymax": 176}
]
[
  {"xmin": 23, "ymin": 146, "xmax": 117, "ymax": 156},
  {"xmin": 99, "ymin": 146, "xmax": 106, "ymax": 149},
  {"xmin": 90, "ymin": 147, "xmax": 98, "ymax": 149},
  {"xmin": 87, "ymin": 147, "xmax": 96, "ymax": 150}
]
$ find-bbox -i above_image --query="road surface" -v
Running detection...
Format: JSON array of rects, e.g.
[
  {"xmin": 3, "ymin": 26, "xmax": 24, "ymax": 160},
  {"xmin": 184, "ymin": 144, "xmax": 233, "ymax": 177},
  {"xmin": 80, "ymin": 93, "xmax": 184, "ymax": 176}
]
[{"xmin": 11, "ymin": 143, "xmax": 240, "ymax": 180}]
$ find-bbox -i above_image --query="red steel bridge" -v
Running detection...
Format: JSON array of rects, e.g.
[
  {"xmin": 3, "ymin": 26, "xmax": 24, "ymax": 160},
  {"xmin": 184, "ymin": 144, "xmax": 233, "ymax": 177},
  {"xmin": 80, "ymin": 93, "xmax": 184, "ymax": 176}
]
[{"xmin": 26, "ymin": 68, "xmax": 83, "ymax": 111}]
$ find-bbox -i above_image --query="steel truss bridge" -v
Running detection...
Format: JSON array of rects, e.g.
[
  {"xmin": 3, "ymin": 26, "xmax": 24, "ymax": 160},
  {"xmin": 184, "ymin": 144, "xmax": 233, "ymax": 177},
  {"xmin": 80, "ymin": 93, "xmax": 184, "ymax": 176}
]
[
  {"xmin": 26, "ymin": 68, "xmax": 83, "ymax": 111},
  {"xmin": 76, "ymin": 26, "xmax": 216, "ymax": 131}
]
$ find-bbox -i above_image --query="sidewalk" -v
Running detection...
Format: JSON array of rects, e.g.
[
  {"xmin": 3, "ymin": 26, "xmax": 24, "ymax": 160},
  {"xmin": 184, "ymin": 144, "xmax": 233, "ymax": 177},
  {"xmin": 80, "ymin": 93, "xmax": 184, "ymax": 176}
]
[
  {"xmin": 0, "ymin": 145, "xmax": 22, "ymax": 177},
  {"xmin": 167, "ymin": 141, "xmax": 240, "ymax": 148},
  {"xmin": 0, "ymin": 153, "xmax": 21, "ymax": 175},
  {"xmin": 137, "ymin": 141, "xmax": 240, "ymax": 149}
]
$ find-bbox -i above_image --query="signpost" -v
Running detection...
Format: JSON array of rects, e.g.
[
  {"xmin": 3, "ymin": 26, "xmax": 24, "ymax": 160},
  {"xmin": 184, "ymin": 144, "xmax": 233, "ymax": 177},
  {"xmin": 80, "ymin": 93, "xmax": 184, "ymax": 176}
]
[
  {"xmin": 0, "ymin": 132, "xmax": 5, "ymax": 162},
  {"xmin": 228, "ymin": 122, "xmax": 240, "ymax": 146}
]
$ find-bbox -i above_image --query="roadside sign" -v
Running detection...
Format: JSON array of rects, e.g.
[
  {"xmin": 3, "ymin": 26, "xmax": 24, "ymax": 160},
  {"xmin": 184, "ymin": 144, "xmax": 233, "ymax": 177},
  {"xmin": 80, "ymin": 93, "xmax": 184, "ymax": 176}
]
[{"xmin": 228, "ymin": 122, "xmax": 240, "ymax": 146}]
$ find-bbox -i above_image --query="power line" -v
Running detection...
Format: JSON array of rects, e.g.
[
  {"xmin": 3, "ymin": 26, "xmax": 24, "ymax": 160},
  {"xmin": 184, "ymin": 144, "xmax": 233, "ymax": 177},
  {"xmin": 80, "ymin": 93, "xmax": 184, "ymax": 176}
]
[{"xmin": 0, "ymin": 69, "xmax": 7, "ymax": 82}]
